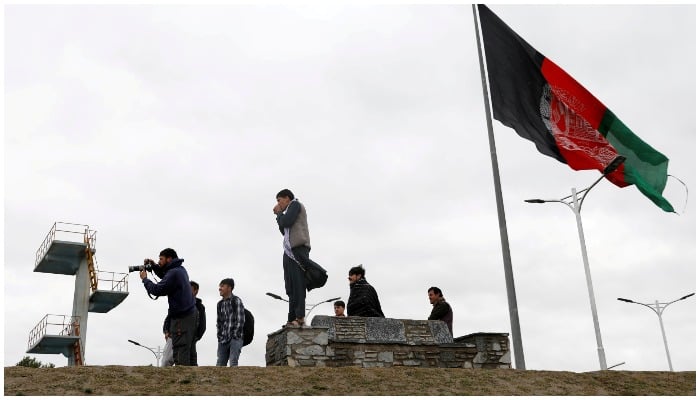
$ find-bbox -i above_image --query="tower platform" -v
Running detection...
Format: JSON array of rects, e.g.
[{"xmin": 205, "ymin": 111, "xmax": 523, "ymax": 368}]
[
  {"xmin": 89, "ymin": 290, "xmax": 129, "ymax": 313},
  {"xmin": 34, "ymin": 240, "xmax": 89, "ymax": 275},
  {"xmin": 88, "ymin": 270, "xmax": 129, "ymax": 313},
  {"xmin": 26, "ymin": 314, "xmax": 80, "ymax": 358},
  {"xmin": 27, "ymin": 335, "xmax": 80, "ymax": 358}
]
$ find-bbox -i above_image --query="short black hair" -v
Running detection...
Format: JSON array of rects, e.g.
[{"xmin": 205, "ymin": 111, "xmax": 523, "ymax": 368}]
[
  {"xmin": 190, "ymin": 281, "xmax": 199, "ymax": 291},
  {"xmin": 159, "ymin": 248, "xmax": 178, "ymax": 259},
  {"xmin": 276, "ymin": 188, "xmax": 295, "ymax": 200},
  {"xmin": 220, "ymin": 278, "xmax": 235, "ymax": 289},
  {"xmin": 334, "ymin": 300, "xmax": 345, "ymax": 308},
  {"xmin": 348, "ymin": 264, "xmax": 365, "ymax": 278},
  {"xmin": 428, "ymin": 286, "xmax": 443, "ymax": 297}
]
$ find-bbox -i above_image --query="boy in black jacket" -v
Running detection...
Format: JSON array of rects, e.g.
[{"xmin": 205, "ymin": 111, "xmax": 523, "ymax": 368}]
[
  {"xmin": 347, "ymin": 265, "xmax": 384, "ymax": 318},
  {"xmin": 190, "ymin": 281, "xmax": 206, "ymax": 365}
]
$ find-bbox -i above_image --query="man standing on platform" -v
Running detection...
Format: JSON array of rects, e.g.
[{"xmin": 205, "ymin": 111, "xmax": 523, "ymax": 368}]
[{"xmin": 273, "ymin": 188, "xmax": 324, "ymax": 328}]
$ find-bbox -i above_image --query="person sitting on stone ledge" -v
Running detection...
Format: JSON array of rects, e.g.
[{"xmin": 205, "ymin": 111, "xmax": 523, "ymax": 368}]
[
  {"xmin": 347, "ymin": 265, "xmax": 384, "ymax": 317},
  {"xmin": 427, "ymin": 286, "xmax": 453, "ymax": 334}
]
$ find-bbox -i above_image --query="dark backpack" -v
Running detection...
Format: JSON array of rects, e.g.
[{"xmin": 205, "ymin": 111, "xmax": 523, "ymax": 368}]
[
  {"xmin": 298, "ymin": 260, "xmax": 328, "ymax": 292},
  {"xmin": 243, "ymin": 308, "xmax": 254, "ymax": 346},
  {"xmin": 305, "ymin": 265, "xmax": 328, "ymax": 291}
]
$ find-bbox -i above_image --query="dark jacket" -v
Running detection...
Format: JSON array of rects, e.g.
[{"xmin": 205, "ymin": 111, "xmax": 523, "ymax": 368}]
[
  {"xmin": 428, "ymin": 298, "xmax": 453, "ymax": 334},
  {"xmin": 194, "ymin": 297, "xmax": 206, "ymax": 341},
  {"xmin": 163, "ymin": 297, "xmax": 205, "ymax": 338},
  {"xmin": 143, "ymin": 258, "xmax": 195, "ymax": 319},
  {"xmin": 347, "ymin": 277, "xmax": 384, "ymax": 317}
]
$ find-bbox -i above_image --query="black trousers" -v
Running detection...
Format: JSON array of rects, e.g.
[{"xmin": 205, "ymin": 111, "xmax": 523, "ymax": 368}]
[
  {"xmin": 170, "ymin": 309, "xmax": 198, "ymax": 366},
  {"xmin": 283, "ymin": 250, "xmax": 307, "ymax": 322}
]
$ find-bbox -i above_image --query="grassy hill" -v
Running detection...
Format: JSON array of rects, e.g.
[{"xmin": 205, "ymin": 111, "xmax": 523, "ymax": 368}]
[{"xmin": 4, "ymin": 365, "xmax": 695, "ymax": 396}]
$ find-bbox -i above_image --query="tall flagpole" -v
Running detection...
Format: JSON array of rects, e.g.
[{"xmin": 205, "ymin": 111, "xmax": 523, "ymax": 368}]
[{"xmin": 471, "ymin": 4, "xmax": 526, "ymax": 370}]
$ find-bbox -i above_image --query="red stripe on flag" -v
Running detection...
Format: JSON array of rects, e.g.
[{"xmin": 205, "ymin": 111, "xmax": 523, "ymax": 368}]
[
  {"xmin": 541, "ymin": 57, "xmax": 622, "ymax": 174},
  {"xmin": 541, "ymin": 58, "xmax": 606, "ymax": 128}
]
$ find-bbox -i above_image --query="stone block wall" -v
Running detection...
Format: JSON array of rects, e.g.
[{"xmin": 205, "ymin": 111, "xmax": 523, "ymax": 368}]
[{"xmin": 265, "ymin": 315, "xmax": 511, "ymax": 369}]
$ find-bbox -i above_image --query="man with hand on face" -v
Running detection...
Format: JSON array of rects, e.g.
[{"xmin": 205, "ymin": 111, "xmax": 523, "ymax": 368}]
[
  {"xmin": 273, "ymin": 188, "xmax": 324, "ymax": 328},
  {"xmin": 141, "ymin": 248, "xmax": 197, "ymax": 366}
]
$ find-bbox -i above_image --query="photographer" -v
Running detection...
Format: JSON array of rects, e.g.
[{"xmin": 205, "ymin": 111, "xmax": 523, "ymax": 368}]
[{"xmin": 141, "ymin": 248, "xmax": 197, "ymax": 366}]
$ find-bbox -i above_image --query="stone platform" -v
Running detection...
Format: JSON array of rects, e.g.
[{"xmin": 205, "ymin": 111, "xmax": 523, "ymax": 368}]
[{"xmin": 266, "ymin": 315, "xmax": 511, "ymax": 368}]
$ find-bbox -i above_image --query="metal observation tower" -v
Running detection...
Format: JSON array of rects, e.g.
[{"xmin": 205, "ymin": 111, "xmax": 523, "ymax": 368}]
[{"xmin": 26, "ymin": 222, "xmax": 129, "ymax": 365}]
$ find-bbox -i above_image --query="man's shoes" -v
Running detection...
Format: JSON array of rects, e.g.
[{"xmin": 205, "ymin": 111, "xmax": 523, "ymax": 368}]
[{"xmin": 283, "ymin": 318, "xmax": 305, "ymax": 328}]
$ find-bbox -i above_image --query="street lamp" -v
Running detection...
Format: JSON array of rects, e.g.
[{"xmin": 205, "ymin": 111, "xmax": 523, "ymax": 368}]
[
  {"xmin": 265, "ymin": 292, "xmax": 288, "ymax": 302},
  {"xmin": 127, "ymin": 339, "xmax": 162, "ymax": 366},
  {"xmin": 266, "ymin": 292, "xmax": 341, "ymax": 320},
  {"xmin": 524, "ymin": 155, "xmax": 626, "ymax": 371},
  {"xmin": 617, "ymin": 293, "xmax": 695, "ymax": 371}
]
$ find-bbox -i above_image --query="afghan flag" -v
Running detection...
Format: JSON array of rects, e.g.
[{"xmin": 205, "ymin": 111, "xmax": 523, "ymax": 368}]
[{"xmin": 477, "ymin": 4, "xmax": 674, "ymax": 212}]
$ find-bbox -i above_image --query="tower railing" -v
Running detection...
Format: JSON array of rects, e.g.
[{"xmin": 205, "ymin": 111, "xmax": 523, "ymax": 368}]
[
  {"xmin": 96, "ymin": 270, "xmax": 129, "ymax": 292},
  {"xmin": 34, "ymin": 222, "xmax": 92, "ymax": 267},
  {"xmin": 27, "ymin": 314, "xmax": 81, "ymax": 350}
]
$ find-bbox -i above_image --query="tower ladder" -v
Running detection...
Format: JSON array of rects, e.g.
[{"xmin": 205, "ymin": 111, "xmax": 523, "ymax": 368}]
[
  {"xmin": 72, "ymin": 322, "xmax": 83, "ymax": 366},
  {"xmin": 84, "ymin": 229, "xmax": 98, "ymax": 292}
]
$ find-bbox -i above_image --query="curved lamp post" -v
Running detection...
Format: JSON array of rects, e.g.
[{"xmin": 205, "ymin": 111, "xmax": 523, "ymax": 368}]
[
  {"xmin": 266, "ymin": 292, "xmax": 341, "ymax": 320},
  {"xmin": 524, "ymin": 155, "xmax": 626, "ymax": 371},
  {"xmin": 127, "ymin": 339, "xmax": 162, "ymax": 366},
  {"xmin": 617, "ymin": 292, "xmax": 695, "ymax": 371}
]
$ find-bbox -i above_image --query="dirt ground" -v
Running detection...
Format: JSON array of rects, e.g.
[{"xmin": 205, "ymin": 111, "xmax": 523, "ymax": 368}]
[{"xmin": 4, "ymin": 365, "xmax": 695, "ymax": 396}]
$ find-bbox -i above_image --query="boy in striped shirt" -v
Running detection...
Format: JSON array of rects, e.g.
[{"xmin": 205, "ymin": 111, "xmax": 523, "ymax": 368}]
[{"xmin": 216, "ymin": 278, "xmax": 245, "ymax": 366}]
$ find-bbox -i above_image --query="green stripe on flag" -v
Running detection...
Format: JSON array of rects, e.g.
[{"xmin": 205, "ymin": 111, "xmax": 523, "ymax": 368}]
[{"xmin": 601, "ymin": 110, "xmax": 674, "ymax": 212}]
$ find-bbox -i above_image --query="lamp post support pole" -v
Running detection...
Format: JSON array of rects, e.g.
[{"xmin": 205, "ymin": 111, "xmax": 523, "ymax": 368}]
[
  {"xmin": 571, "ymin": 188, "xmax": 608, "ymax": 370},
  {"xmin": 525, "ymin": 156, "xmax": 624, "ymax": 371},
  {"xmin": 156, "ymin": 345, "xmax": 162, "ymax": 368},
  {"xmin": 655, "ymin": 300, "xmax": 674, "ymax": 371},
  {"xmin": 617, "ymin": 293, "xmax": 694, "ymax": 371}
]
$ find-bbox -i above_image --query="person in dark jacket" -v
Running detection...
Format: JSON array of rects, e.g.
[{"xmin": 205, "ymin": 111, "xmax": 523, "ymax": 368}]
[
  {"xmin": 190, "ymin": 281, "xmax": 206, "ymax": 365},
  {"xmin": 162, "ymin": 280, "xmax": 206, "ymax": 366},
  {"xmin": 273, "ymin": 188, "xmax": 324, "ymax": 327},
  {"xmin": 427, "ymin": 286, "xmax": 453, "ymax": 335},
  {"xmin": 347, "ymin": 265, "xmax": 384, "ymax": 318},
  {"xmin": 141, "ymin": 248, "xmax": 197, "ymax": 366}
]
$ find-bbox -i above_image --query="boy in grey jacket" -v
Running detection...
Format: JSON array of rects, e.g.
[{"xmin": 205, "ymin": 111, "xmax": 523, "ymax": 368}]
[{"xmin": 273, "ymin": 188, "xmax": 322, "ymax": 327}]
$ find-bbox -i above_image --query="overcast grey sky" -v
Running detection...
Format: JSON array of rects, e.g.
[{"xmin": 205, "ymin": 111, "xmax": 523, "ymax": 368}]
[{"xmin": 4, "ymin": 4, "xmax": 695, "ymax": 372}]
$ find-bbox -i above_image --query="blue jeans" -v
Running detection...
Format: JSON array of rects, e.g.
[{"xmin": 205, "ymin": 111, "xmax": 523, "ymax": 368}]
[{"xmin": 216, "ymin": 338, "xmax": 243, "ymax": 366}]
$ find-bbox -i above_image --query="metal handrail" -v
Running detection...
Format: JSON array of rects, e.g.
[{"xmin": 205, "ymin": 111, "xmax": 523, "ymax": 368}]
[
  {"xmin": 35, "ymin": 223, "xmax": 57, "ymax": 267},
  {"xmin": 27, "ymin": 314, "xmax": 81, "ymax": 350},
  {"xmin": 34, "ymin": 222, "xmax": 92, "ymax": 267},
  {"xmin": 96, "ymin": 270, "xmax": 129, "ymax": 292}
]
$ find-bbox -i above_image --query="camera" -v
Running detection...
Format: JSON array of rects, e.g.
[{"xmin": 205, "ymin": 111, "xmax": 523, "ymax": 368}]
[
  {"xmin": 128, "ymin": 264, "xmax": 154, "ymax": 273},
  {"xmin": 129, "ymin": 259, "xmax": 166, "ymax": 279}
]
